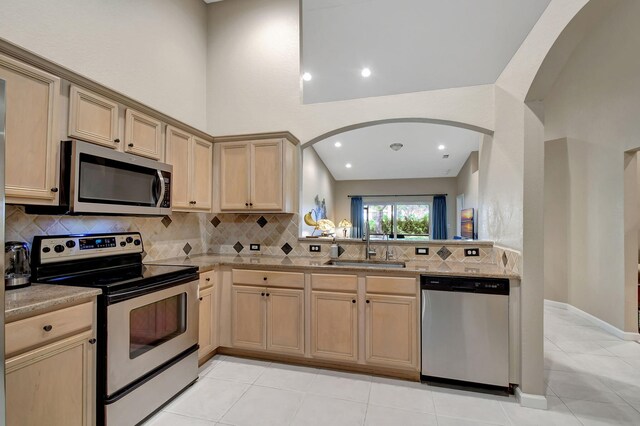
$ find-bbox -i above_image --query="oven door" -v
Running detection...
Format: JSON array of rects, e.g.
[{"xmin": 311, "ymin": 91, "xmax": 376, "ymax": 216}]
[
  {"xmin": 69, "ymin": 140, "xmax": 172, "ymax": 216},
  {"xmin": 106, "ymin": 279, "xmax": 198, "ymax": 396}
]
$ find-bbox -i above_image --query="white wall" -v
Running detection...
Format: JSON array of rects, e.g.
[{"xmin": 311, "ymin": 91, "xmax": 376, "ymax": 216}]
[
  {"xmin": 0, "ymin": 0, "xmax": 209, "ymax": 130},
  {"xmin": 301, "ymin": 146, "xmax": 336, "ymax": 236},
  {"xmin": 333, "ymin": 178, "xmax": 458, "ymax": 239},
  {"xmin": 457, "ymin": 151, "xmax": 480, "ymax": 212},
  {"xmin": 205, "ymin": 0, "xmax": 495, "ymax": 142},
  {"xmin": 543, "ymin": 0, "xmax": 640, "ymax": 331}
]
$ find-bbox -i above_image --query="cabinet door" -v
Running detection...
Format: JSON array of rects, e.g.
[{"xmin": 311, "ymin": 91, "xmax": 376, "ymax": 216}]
[
  {"xmin": 68, "ymin": 86, "xmax": 119, "ymax": 149},
  {"xmin": 198, "ymin": 286, "xmax": 215, "ymax": 361},
  {"xmin": 124, "ymin": 109, "xmax": 163, "ymax": 160},
  {"xmin": 219, "ymin": 143, "xmax": 251, "ymax": 210},
  {"xmin": 250, "ymin": 140, "xmax": 283, "ymax": 210},
  {"xmin": 191, "ymin": 137, "xmax": 213, "ymax": 211},
  {"xmin": 311, "ymin": 291, "xmax": 358, "ymax": 362},
  {"xmin": 231, "ymin": 285, "xmax": 266, "ymax": 350},
  {"xmin": 0, "ymin": 55, "xmax": 60, "ymax": 204},
  {"xmin": 266, "ymin": 288, "xmax": 304, "ymax": 355},
  {"xmin": 6, "ymin": 332, "xmax": 94, "ymax": 426},
  {"xmin": 365, "ymin": 294, "xmax": 417, "ymax": 370},
  {"xmin": 165, "ymin": 126, "xmax": 191, "ymax": 210}
]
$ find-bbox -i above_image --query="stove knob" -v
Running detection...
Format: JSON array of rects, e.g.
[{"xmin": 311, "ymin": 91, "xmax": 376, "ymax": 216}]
[
  {"xmin": 66, "ymin": 240, "xmax": 76, "ymax": 248},
  {"xmin": 134, "ymin": 239, "xmax": 141, "ymax": 246},
  {"xmin": 42, "ymin": 247, "xmax": 51, "ymax": 253},
  {"xmin": 54, "ymin": 244, "xmax": 65, "ymax": 253},
  {"xmin": 126, "ymin": 237, "xmax": 133, "ymax": 244},
  {"xmin": 120, "ymin": 241, "xmax": 126, "ymax": 247}
]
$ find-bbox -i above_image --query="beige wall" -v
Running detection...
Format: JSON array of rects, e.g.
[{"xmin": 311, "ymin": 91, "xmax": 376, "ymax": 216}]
[
  {"xmin": 456, "ymin": 151, "xmax": 480, "ymax": 212},
  {"xmin": 0, "ymin": 0, "xmax": 209, "ymax": 130},
  {"xmin": 301, "ymin": 147, "xmax": 336, "ymax": 236},
  {"xmin": 333, "ymin": 178, "xmax": 458, "ymax": 239},
  {"xmin": 543, "ymin": 0, "xmax": 640, "ymax": 331}
]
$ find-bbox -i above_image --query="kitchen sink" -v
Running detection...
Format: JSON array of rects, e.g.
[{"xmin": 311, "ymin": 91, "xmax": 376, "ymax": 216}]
[{"xmin": 324, "ymin": 259, "xmax": 406, "ymax": 268}]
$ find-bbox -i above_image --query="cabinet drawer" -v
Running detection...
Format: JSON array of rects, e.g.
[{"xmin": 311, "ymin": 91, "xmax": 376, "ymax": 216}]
[
  {"xmin": 311, "ymin": 274, "xmax": 358, "ymax": 292},
  {"xmin": 366, "ymin": 276, "xmax": 417, "ymax": 296},
  {"xmin": 200, "ymin": 270, "xmax": 215, "ymax": 290},
  {"xmin": 6, "ymin": 302, "xmax": 93, "ymax": 357},
  {"xmin": 232, "ymin": 269, "xmax": 304, "ymax": 289}
]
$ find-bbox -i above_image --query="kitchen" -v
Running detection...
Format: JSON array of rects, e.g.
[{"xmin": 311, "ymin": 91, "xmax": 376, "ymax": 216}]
[{"xmin": 2, "ymin": 0, "xmax": 640, "ymax": 425}]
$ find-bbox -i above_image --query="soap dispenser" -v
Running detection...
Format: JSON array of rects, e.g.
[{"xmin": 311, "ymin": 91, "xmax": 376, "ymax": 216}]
[{"xmin": 330, "ymin": 238, "xmax": 339, "ymax": 259}]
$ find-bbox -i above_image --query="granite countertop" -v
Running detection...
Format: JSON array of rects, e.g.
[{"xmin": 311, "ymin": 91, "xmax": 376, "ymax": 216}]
[
  {"xmin": 5, "ymin": 284, "xmax": 102, "ymax": 322},
  {"xmin": 149, "ymin": 254, "xmax": 520, "ymax": 280}
]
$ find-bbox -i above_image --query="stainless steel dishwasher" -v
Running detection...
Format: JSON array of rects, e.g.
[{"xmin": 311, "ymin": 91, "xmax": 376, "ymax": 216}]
[{"xmin": 421, "ymin": 275, "xmax": 510, "ymax": 389}]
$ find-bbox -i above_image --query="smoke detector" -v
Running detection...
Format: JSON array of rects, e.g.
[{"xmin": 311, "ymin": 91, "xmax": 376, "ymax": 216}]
[{"xmin": 389, "ymin": 143, "xmax": 403, "ymax": 151}]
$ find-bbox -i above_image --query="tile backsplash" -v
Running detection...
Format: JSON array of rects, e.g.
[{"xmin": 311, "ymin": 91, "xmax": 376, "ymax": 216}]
[{"xmin": 5, "ymin": 206, "xmax": 521, "ymax": 274}]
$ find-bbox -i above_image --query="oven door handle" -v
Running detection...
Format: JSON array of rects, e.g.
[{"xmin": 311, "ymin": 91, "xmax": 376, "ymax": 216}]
[
  {"xmin": 154, "ymin": 170, "xmax": 165, "ymax": 208},
  {"xmin": 105, "ymin": 273, "xmax": 198, "ymax": 305}
]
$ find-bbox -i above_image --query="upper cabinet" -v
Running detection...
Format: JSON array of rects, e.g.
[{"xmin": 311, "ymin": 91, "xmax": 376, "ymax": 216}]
[
  {"xmin": 166, "ymin": 126, "xmax": 213, "ymax": 212},
  {"xmin": 68, "ymin": 86, "xmax": 119, "ymax": 149},
  {"xmin": 124, "ymin": 109, "xmax": 163, "ymax": 160},
  {"xmin": 0, "ymin": 54, "xmax": 60, "ymax": 205},
  {"xmin": 214, "ymin": 135, "xmax": 298, "ymax": 213},
  {"xmin": 69, "ymin": 86, "xmax": 166, "ymax": 160}
]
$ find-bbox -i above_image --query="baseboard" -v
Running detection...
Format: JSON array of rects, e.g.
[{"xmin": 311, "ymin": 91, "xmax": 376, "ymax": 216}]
[
  {"xmin": 516, "ymin": 387, "xmax": 548, "ymax": 409},
  {"xmin": 545, "ymin": 299, "xmax": 640, "ymax": 341}
]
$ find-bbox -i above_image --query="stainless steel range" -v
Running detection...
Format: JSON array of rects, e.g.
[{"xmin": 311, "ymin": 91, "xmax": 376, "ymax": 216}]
[{"xmin": 31, "ymin": 232, "xmax": 199, "ymax": 426}]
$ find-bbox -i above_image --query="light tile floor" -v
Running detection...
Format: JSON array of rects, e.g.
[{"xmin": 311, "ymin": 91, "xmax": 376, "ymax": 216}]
[{"xmin": 145, "ymin": 304, "xmax": 640, "ymax": 425}]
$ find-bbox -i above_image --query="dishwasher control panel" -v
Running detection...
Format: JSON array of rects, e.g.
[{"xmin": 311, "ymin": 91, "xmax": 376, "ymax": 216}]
[{"xmin": 420, "ymin": 275, "xmax": 509, "ymax": 295}]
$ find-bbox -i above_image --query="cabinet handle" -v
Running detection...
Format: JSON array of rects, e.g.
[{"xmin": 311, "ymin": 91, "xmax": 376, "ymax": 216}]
[
  {"xmin": 114, "ymin": 138, "xmax": 120, "ymax": 143},
  {"xmin": 249, "ymin": 203, "xmax": 253, "ymax": 207},
  {"xmin": 366, "ymin": 300, "xmax": 370, "ymax": 304},
  {"xmin": 128, "ymin": 143, "xmax": 134, "ymax": 147},
  {"xmin": 89, "ymin": 338, "xmax": 97, "ymax": 344},
  {"xmin": 245, "ymin": 203, "xmax": 249, "ymax": 207},
  {"xmin": 199, "ymin": 297, "xmax": 203, "ymax": 301},
  {"xmin": 352, "ymin": 300, "xmax": 356, "ymax": 304},
  {"xmin": 206, "ymin": 278, "xmax": 211, "ymax": 282},
  {"xmin": 43, "ymin": 325, "xmax": 53, "ymax": 332},
  {"xmin": 261, "ymin": 292, "xmax": 265, "ymax": 296},
  {"xmin": 266, "ymin": 293, "xmax": 270, "ymax": 297},
  {"xmin": 263, "ymin": 277, "xmax": 267, "ymax": 281},
  {"xmin": 50, "ymin": 187, "xmax": 59, "ymax": 193},
  {"xmin": 193, "ymin": 201, "xmax": 197, "ymax": 205}
]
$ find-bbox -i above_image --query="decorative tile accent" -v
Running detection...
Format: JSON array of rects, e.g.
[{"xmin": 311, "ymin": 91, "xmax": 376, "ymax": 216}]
[
  {"xmin": 161, "ymin": 216, "xmax": 172, "ymax": 228},
  {"xmin": 183, "ymin": 242, "xmax": 192, "ymax": 255},
  {"xmin": 233, "ymin": 241, "xmax": 244, "ymax": 253},
  {"xmin": 437, "ymin": 246, "xmax": 452, "ymax": 261},
  {"xmin": 281, "ymin": 243, "xmax": 293, "ymax": 255},
  {"xmin": 257, "ymin": 216, "xmax": 268, "ymax": 228},
  {"xmin": 210, "ymin": 216, "xmax": 221, "ymax": 227},
  {"xmin": 502, "ymin": 252, "xmax": 508, "ymax": 267},
  {"xmin": 337, "ymin": 246, "xmax": 345, "ymax": 257}
]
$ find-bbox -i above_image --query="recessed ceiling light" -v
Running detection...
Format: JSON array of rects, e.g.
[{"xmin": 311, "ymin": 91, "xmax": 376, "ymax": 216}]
[
  {"xmin": 334, "ymin": 141, "xmax": 342, "ymax": 148},
  {"xmin": 302, "ymin": 72, "xmax": 312, "ymax": 82},
  {"xmin": 389, "ymin": 143, "xmax": 403, "ymax": 151},
  {"xmin": 361, "ymin": 68, "xmax": 372, "ymax": 78},
  {"xmin": 438, "ymin": 144, "xmax": 445, "ymax": 150},
  {"xmin": 345, "ymin": 163, "xmax": 352, "ymax": 168}
]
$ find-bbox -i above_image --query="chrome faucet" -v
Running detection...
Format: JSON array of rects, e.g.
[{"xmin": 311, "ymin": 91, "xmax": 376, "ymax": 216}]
[
  {"xmin": 384, "ymin": 235, "xmax": 392, "ymax": 261},
  {"xmin": 364, "ymin": 206, "xmax": 376, "ymax": 260}
]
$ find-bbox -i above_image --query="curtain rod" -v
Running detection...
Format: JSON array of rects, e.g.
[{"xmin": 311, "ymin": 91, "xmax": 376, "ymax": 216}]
[{"xmin": 347, "ymin": 193, "xmax": 447, "ymax": 198}]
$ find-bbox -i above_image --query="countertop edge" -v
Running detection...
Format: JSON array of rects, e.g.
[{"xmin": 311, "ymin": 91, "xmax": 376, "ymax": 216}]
[{"xmin": 5, "ymin": 286, "xmax": 102, "ymax": 323}]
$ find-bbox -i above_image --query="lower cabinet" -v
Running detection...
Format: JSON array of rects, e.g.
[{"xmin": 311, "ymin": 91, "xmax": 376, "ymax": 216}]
[
  {"xmin": 198, "ymin": 285, "xmax": 215, "ymax": 361},
  {"xmin": 365, "ymin": 294, "xmax": 417, "ymax": 369},
  {"xmin": 310, "ymin": 291, "xmax": 358, "ymax": 362},
  {"xmin": 231, "ymin": 284, "xmax": 304, "ymax": 355},
  {"xmin": 5, "ymin": 328, "xmax": 95, "ymax": 426}
]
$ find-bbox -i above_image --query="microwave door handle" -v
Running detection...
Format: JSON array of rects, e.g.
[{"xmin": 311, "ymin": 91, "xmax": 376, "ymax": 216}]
[{"xmin": 155, "ymin": 171, "xmax": 165, "ymax": 208}]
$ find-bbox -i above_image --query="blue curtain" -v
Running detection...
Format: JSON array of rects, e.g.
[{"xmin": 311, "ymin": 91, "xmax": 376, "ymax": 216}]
[
  {"xmin": 350, "ymin": 197, "xmax": 363, "ymax": 239},
  {"xmin": 432, "ymin": 195, "xmax": 447, "ymax": 240}
]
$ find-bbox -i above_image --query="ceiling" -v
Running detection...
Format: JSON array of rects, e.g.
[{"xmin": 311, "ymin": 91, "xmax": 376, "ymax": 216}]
[
  {"xmin": 311, "ymin": 122, "xmax": 481, "ymax": 181},
  {"xmin": 302, "ymin": 0, "xmax": 551, "ymax": 104}
]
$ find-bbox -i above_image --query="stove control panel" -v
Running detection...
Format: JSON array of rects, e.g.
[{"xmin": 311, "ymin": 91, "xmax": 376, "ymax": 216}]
[{"xmin": 33, "ymin": 232, "xmax": 143, "ymax": 264}]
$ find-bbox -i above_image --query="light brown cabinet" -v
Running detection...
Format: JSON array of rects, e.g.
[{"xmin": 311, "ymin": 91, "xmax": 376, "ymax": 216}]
[
  {"xmin": 198, "ymin": 285, "xmax": 215, "ymax": 361},
  {"xmin": 214, "ymin": 136, "xmax": 297, "ymax": 213},
  {"xmin": 68, "ymin": 86, "xmax": 119, "ymax": 149},
  {"xmin": 5, "ymin": 301, "xmax": 96, "ymax": 426},
  {"xmin": 124, "ymin": 109, "xmax": 163, "ymax": 160},
  {"xmin": 310, "ymin": 291, "xmax": 358, "ymax": 362},
  {"xmin": 0, "ymin": 54, "xmax": 60, "ymax": 205},
  {"xmin": 365, "ymin": 276, "xmax": 419, "ymax": 370},
  {"xmin": 231, "ymin": 285, "xmax": 267, "ymax": 350},
  {"xmin": 166, "ymin": 126, "xmax": 213, "ymax": 212}
]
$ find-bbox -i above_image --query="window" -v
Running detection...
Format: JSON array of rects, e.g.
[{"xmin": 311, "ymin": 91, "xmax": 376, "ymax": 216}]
[{"xmin": 364, "ymin": 201, "xmax": 430, "ymax": 240}]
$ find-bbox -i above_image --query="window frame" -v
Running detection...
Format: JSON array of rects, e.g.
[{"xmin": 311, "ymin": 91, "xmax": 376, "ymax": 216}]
[{"xmin": 363, "ymin": 197, "xmax": 432, "ymax": 240}]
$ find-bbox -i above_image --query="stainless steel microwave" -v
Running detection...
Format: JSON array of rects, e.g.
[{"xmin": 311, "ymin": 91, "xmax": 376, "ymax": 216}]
[{"xmin": 29, "ymin": 140, "xmax": 172, "ymax": 216}]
